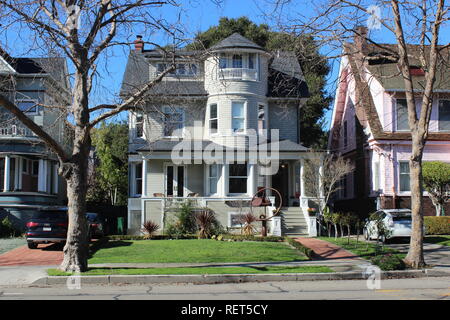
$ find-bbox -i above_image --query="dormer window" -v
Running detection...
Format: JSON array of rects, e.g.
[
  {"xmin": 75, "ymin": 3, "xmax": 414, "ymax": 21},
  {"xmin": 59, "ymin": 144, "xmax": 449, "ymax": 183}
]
[{"xmin": 156, "ymin": 63, "xmax": 197, "ymax": 76}]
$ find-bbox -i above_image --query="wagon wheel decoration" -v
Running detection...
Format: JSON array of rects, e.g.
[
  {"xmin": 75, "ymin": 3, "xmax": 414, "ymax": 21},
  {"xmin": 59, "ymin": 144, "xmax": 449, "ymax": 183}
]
[{"xmin": 248, "ymin": 187, "xmax": 283, "ymax": 237}]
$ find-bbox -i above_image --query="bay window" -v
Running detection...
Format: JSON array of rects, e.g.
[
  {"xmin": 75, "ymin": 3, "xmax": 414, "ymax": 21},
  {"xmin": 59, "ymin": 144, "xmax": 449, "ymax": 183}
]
[{"xmin": 399, "ymin": 161, "xmax": 410, "ymax": 192}]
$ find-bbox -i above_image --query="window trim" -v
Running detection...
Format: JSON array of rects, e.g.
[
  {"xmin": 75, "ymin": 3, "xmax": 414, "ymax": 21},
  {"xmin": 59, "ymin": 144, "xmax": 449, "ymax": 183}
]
[
  {"xmin": 399, "ymin": 161, "xmax": 411, "ymax": 193},
  {"xmin": 231, "ymin": 101, "xmax": 246, "ymax": 134},
  {"xmin": 395, "ymin": 98, "xmax": 410, "ymax": 131},
  {"xmin": 135, "ymin": 112, "xmax": 144, "ymax": 139},
  {"xmin": 207, "ymin": 164, "xmax": 220, "ymax": 196},
  {"xmin": 209, "ymin": 103, "xmax": 218, "ymax": 136},
  {"xmin": 228, "ymin": 163, "xmax": 248, "ymax": 195},
  {"xmin": 133, "ymin": 162, "xmax": 143, "ymax": 197},
  {"xmin": 162, "ymin": 106, "xmax": 185, "ymax": 138}
]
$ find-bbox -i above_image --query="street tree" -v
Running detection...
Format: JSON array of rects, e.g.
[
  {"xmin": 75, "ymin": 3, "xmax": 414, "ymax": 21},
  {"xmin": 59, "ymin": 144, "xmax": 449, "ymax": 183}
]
[
  {"xmin": 0, "ymin": 0, "xmax": 182, "ymax": 272},
  {"xmin": 422, "ymin": 161, "xmax": 450, "ymax": 216},
  {"xmin": 271, "ymin": 0, "xmax": 449, "ymax": 268}
]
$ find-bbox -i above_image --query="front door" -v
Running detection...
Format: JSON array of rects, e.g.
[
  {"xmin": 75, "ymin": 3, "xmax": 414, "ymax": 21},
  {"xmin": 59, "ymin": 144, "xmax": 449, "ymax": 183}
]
[
  {"xmin": 271, "ymin": 163, "xmax": 289, "ymax": 207},
  {"xmin": 164, "ymin": 164, "xmax": 185, "ymax": 197}
]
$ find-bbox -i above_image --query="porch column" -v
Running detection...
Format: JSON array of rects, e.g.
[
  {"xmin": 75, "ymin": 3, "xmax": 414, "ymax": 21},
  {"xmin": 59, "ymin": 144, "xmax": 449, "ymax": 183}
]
[
  {"xmin": 53, "ymin": 163, "xmax": 59, "ymax": 194},
  {"xmin": 247, "ymin": 163, "xmax": 256, "ymax": 197},
  {"xmin": 17, "ymin": 157, "xmax": 23, "ymax": 190},
  {"xmin": 3, "ymin": 155, "xmax": 10, "ymax": 192},
  {"xmin": 222, "ymin": 164, "xmax": 228, "ymax": 196},
  {"xmin": 38, "ymin": 159, "xmax": 47, "ymax": 192},
  {"xmin": 300, "ymin": 159, "xmax": 305, "ymax": 198},
  {"xmin": 141, "ymin": 158, "xmax": 148, "ymax": 197}
]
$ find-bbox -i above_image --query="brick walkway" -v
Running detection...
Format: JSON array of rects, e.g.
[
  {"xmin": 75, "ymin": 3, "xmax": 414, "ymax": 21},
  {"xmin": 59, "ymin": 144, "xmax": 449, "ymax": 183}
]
[
  {"xmin": 295, "ymin": 237, "xmax": 359, "ymax": 260},
  {"xmin": 0, "ymin": 244, "xmax": 63, "ymax": 266}
]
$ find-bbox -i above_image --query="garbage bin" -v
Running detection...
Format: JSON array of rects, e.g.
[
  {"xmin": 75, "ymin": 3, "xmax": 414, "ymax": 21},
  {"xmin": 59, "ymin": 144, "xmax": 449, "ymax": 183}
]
[{"xmin": 117, "ymin": 217, "xmax": 124, "ymax": 235}]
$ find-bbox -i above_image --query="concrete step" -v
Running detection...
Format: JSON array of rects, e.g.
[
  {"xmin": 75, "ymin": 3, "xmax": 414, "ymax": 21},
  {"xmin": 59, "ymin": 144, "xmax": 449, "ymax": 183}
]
[{"xmin": 284, "ymin": 233, "xmax": 309, "ymax": 237}]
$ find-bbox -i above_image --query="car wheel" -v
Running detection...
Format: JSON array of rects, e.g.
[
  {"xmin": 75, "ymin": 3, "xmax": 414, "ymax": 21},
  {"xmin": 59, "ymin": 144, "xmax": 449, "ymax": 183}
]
[{"xmin": 27, "ymin": 242, "xmax": 38, "ymax": 249}]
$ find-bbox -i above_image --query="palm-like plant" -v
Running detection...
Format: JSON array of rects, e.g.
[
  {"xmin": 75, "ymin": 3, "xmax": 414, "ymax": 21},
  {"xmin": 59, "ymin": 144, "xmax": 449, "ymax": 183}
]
[
  {"xmin": 141, "ymin": 220, "xmax": 160, "ymax": 239},
  {"xmin": 195, "ymin": 209, "xmax": 216, "ymax": 239},
  {"xmin": 239, "ymin": 212, "xmax": 258, "ymax": 236}
]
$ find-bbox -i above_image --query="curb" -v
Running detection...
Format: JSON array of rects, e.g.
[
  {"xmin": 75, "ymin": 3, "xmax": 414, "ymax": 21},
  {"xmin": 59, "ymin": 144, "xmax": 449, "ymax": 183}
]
[{"xmin": 32, "ymin": 268, "xmax": 450, "ymax": 286}]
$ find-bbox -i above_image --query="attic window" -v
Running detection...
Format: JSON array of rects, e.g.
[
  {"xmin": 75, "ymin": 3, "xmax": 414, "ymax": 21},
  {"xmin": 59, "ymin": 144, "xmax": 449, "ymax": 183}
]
[
  {"xmin": 409, "ymin": 66, "xmax": 425, "ymax": 76},
  {"xmin": 367, "ymin": 51, "xmax": 398, "ymax": 65}
]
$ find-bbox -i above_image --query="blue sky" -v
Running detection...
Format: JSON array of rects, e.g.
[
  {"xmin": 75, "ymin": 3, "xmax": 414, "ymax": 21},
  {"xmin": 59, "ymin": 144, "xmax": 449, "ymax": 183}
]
[{"xmin": 2, "ymin": 0, "xmax": 448, "ymax": 128}]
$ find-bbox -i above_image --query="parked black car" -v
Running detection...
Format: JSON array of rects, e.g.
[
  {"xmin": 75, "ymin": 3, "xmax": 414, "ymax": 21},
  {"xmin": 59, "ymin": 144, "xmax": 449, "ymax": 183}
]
[
  {"xmin": 86, "ymin": 212, "xmax": 105, "ymax": 239},
  {"xmin": 26, "ymin": 207, "xmax": 68, "ymax": 249}
]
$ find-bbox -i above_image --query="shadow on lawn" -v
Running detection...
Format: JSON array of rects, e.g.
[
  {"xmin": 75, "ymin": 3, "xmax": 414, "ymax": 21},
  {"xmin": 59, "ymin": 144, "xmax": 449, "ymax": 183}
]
[
  {"xmin": 88, "ymin": 239, "xmax": 132, "ymax": 258},
  {"xmin": 425, "ymin": 236, "xmax": 449, "ymax": 245}
]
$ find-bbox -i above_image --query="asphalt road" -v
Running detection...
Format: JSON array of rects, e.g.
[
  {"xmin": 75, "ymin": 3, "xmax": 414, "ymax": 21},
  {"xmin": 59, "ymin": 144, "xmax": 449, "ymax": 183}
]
[{"xmin": 1, "ymin": 277, "xmax": 449, "ymax": 300}]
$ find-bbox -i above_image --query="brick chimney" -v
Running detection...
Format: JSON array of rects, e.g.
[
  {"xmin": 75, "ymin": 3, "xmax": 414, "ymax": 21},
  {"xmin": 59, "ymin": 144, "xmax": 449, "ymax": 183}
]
[
  {"xmin": 134, "ymin": 35, "xmax": 144, "ymax": 53},
  {"xmin": 353, "ymin": 26, "xmax": 368, "ymax": 54}
]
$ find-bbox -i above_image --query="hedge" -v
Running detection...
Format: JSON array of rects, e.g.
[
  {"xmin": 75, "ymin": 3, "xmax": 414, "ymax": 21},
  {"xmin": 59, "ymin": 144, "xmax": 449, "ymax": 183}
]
[
  {"xmin": 424, "ymin": 216, "xmax": 450, "ymax": 235},
  {"xmin": 106, "ymin": 234, "xmax": 198, "ymax": 241}
]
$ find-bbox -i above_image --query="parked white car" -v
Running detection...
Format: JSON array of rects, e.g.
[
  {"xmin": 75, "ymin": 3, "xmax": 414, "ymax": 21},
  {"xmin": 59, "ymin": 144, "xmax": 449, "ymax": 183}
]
[{"xmin": 363, "ymin": 209, "xmax": 413, "ymax": 242}]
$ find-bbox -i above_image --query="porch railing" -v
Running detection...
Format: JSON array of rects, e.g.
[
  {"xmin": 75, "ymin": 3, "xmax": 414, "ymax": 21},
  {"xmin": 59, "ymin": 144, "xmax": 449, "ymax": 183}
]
[
  {"xmin": 218, "ymin": 68, "xmax": 258, "ymax": 81},
  {"xmin": 0, "ymin": 124, "xmax": 37, "ymax": 138}
]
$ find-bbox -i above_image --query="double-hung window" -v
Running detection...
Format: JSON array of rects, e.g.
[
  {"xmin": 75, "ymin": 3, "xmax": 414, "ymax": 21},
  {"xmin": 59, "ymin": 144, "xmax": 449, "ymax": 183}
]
[
  {"xmin": 163, "ymin": 107, "xmax": 184, "ymax": 137},
  {"xmin": 134, "ymin": 163, "xmax": 143, "ymax": 196},
  {"xmin": 208, "ymin": 164, "xmax": 219, "ymax": 194},
  {"xmin": 438, "ymin": 100, "xmax": 450, "ymax": 131},
  {"xmin": 396, "ymin": 99, "xmax": 409, "ymax": 131},
  {"xmin": 219, "ymin": 54, "xmax": 227, "ymax": 69},
  {"xmin": 399, "ymin": 161, "xmax": 410, "ymax": 192},
  {"xmin": 135, "ymin": 112, "xmax": 144, "ymax": 138},
  {"xmin": 229, "ymin": 163, "xmax": 247, "ymax": 194},
  {"xmin": 209, "ymin": 104, "xmax": 218, "ymax": 134},
  {"xmin": 232, "ymin": 102, "xmax": 245, "ymax": 133},
  {"xmin": 248, "ymin": 53, "xmax": 255, "ymax": 69}
]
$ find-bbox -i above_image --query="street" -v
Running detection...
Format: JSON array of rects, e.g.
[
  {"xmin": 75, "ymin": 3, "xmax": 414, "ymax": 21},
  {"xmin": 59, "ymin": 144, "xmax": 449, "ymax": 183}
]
[{"xmin": 1, "ymin": 277, "xmax": 449, "ymax": 300}]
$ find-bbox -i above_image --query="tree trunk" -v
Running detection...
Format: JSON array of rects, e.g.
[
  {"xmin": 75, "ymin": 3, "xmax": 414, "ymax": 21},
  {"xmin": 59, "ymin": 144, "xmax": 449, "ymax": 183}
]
[
  {"xmin": 404, "ymin": 147, "xmax": 426, "ymax": 268},
  {"xmin": 334, "ymin": 224, "xmax": 338, "ymax": 239},
  {"xmin": 436, "ymin": 203, "xmax": 442, "ymax": 217}
]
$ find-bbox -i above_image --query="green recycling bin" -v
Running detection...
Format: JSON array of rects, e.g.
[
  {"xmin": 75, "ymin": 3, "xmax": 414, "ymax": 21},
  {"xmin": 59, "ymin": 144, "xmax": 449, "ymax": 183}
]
[{"xmin": 117, "ymin": 217, "xmax": 124, "ymax": 235}]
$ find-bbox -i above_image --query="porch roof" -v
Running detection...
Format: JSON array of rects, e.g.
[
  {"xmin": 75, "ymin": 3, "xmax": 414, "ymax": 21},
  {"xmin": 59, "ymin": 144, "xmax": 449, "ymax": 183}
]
[{"xmin": 129, "ymin": 139, "xmax": 310, "ymax": 153}]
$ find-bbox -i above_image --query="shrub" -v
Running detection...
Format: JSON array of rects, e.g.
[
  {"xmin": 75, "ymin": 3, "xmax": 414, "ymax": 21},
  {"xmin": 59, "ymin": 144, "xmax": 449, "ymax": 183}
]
[
  {"xmin": 0, "ymin": 216, "xmax": 20, "ymax": 238},
  {"xmin": 371, "ymin": 253, "xmax": 405, "ymax": 271},
  {"xmin": 195, "ymin": 209, "xmax": 217, "ymax": 239},
  {"xmin": 239, "ymin": 213, "xmax": 257, "ymax": 236},
  {"xmin": 219, "ymin": 234, "xmax": 284, "ymax": 242},
  {"xmin": 424, "ymin": 216, "xmax": 450, "ymax": 235},
  {"xmin": 141, "ymin": 220, "xmax": 160, "ymax": 239},
  {"xmin": 175, "ymin": 201, "xmax": 198, "ymax": 234}
]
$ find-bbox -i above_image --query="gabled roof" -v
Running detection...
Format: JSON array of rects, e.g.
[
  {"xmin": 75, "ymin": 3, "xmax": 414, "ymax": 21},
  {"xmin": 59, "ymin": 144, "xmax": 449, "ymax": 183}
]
[{"xmin": 210, "ymin": 33, "xmax": 264, "ymax": 51}]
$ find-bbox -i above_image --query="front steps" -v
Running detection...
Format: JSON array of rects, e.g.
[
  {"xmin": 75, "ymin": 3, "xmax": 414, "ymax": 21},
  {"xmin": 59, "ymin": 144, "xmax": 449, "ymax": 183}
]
[{"xmin": 281, "ymin": 207, "xmax": 309, "ymax": 237}]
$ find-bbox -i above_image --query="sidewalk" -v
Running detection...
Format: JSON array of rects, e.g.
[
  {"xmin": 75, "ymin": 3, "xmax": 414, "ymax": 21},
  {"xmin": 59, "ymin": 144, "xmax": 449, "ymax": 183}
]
[{"xmin": 294, "ymin": 237, "xmax": 364, "ymax": 261}]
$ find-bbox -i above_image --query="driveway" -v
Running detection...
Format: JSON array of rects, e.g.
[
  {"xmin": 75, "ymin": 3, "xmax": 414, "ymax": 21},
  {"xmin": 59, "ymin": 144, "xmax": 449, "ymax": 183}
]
[{"xmin": 0, "ymin": 243, "xmax": 63, "ymax": 267}]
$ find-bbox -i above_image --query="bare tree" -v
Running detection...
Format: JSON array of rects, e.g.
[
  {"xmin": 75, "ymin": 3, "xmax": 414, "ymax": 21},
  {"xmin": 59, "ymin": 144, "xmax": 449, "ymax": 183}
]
[
  {"xmin": 271, "ymin": 0, "xmax": 449, "ymax": 268},
  {"xmin": 304, "ymin": 153, "xmax": 354, "ymax": 234},
  {"xmin": 0, "ymin": 0, "xmax": 183, "ymax": 272}
]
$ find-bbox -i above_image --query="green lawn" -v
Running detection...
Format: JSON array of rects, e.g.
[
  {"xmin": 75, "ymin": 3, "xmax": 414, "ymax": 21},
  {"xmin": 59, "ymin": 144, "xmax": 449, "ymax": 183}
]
[
  {"xmin": 425, "ymin": 235, "xmax": 450, "ymax": 246},
  {"xmin": 317, "ymin": 237, "xmax": 405, "ymax": 259},
  {"xmin": 88, "ymin": 239, "xmax": 308, "ymax": 264},
  {"xmin": 47, "ymin": 265, "xmax": 333, "ymax": 276}
]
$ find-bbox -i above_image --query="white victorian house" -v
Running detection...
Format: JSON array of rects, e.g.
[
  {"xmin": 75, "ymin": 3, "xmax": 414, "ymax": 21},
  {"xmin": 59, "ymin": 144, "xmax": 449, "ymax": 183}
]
[{"xmin": 120, "ymin": 33, "xmax": 320, "ymax": 236}]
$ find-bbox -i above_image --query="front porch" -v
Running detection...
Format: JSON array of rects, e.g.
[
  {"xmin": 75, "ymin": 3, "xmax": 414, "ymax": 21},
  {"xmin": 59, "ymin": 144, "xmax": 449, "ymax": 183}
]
[{"xmin": 127, "ymin": 156, "xmax": 323, "ymax": 237}]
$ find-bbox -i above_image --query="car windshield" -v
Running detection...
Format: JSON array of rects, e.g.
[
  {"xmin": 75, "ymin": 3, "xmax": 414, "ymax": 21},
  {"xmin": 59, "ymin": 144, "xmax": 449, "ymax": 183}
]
[
  {"xmin": 86, "ymin": 213, "xmax": 99, "ymax": 222},
  {"xmin": 31, "ymin": 211, "xmax": 67, "ymax": 220}
]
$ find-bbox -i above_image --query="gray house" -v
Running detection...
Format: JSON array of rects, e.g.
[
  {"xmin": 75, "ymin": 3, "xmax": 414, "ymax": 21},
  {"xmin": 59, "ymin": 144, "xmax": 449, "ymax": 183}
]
[
  {"xmin": 121, "ymin": 33, "xmax": 320, "ymax": 237},
  {"xmin": 0, "ymin": 48, "xmax": 71, "ymax": 228}
]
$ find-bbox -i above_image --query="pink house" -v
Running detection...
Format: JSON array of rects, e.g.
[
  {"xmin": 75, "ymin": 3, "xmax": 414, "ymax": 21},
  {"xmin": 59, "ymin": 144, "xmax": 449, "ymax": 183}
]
[{"xmin": 328, "ymin": 27, "xmax": 450, "ymax": 216}]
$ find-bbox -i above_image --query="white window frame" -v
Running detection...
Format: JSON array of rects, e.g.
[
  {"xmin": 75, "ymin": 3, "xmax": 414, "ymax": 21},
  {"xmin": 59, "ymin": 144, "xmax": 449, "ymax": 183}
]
[
  {"xmin": 162, "ymin": 106, "xmax": 185, "ymax": 138},
  {"xmin": 16, "ymin": 99, "xmax": 39, "ymax": 115},
  {"xmin": 228, "ymin": 212, "xmax": 244, "ymax": 228},
  {"xmin": 207, "ymin": 164, "xmax": 220, "ymax": 196},
  {"xmin": 399, "ymin": 161, "xmax": 411, "ymax": 193},
  {"xmin": 135, "ymin": 112, "xmax": 144, "ymax": 139},
  {"xmin": 209, "ymin": 103, "xmax": 218, "ymax": 136},
  {"xmin": 231, "ymin": 101, "xmax": 246, "ymax": 134},
  {"xmin": 395, "ymin": 98, "xmax": 410, "ymax": 131},
  {"xmin": 132, "ymin": 162, "xmax": 143, "ymax": 197},
  {"xmin": 157, "ymin": 63, "xmax": 198, "ymax": 77},
  {"xmin": 228, "ymin": 163, "xmax": 248, "ymax": 195}
]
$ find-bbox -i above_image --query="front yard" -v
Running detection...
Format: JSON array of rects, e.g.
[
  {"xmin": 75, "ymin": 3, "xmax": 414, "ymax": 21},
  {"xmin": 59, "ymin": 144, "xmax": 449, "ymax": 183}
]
[{"xmin": 87, "ymin": 239, "xmax": 309, "ymax": 264}]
